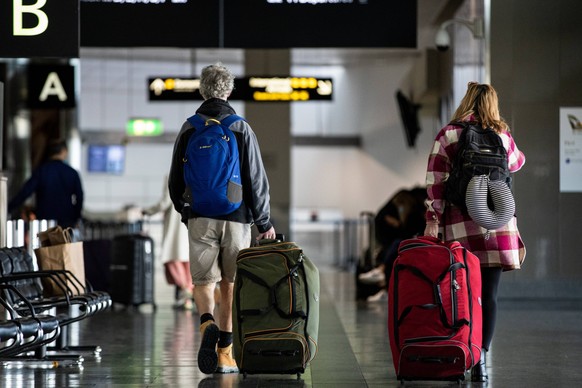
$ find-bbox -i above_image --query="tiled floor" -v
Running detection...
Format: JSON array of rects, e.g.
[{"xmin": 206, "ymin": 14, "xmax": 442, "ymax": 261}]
[{"xmin": 2, "ymin": 257, "xmax": 582, "ymax": 387}]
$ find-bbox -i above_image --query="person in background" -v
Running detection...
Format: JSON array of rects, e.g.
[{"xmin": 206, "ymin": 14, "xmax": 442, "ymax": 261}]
[
  {"xmin": 9, "ymin": 139, "xmax": 84, "ymax": 229},
  {"xmin": 358, "ymin": 188, "xmax": 427, "ymax": 295},
  {"xmin": 423, "ymin": 82, "xmax": 526, "ymax": 382},
  {"xmin": 143, "ymin": 175, "xmax": 194, "ymax": 310},
  {"xmin": 169, "ymin": 63, "xmax": 276, "ymax": 375}
]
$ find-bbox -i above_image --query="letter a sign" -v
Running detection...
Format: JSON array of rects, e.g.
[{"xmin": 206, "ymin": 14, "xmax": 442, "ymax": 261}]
[
  {"xmin": 0, "ymin": 0, "xmax": 79, "ymax": 58},
  {"xmin": 28, "ymin": 65, "xmax": 75, "ymax": 109}
]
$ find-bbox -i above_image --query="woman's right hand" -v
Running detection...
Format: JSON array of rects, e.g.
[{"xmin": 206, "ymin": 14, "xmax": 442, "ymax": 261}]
[{"xmin": 424, "ymin": 221, "xmax": 439, "ymax": 238}]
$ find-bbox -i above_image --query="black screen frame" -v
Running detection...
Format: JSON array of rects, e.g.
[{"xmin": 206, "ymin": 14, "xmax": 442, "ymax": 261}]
[{"xmin": 396, "ymin": 90, "xmax": 422, "ymax": 148}]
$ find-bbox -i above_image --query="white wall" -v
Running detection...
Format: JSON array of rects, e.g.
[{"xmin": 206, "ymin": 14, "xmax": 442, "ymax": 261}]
[
  {"xmin": 80, "ymin": 143, "xmax": 174, "ymax": 213},
  {"xmin": 78, "ymin": 48, "xmax": 439, "ymax": 221},
  {"xmin": 79, "ymin": 48, "xmax": 245, "ymax": 132},
  {"xmin": 290, "ymin": 58, "xmax": 438, "ymax": 219}
]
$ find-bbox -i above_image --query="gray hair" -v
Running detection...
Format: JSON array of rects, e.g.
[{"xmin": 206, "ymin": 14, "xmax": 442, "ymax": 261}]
[{"xmin": 199, "ymin": 63, "xmax": 235, "ymax": 100}]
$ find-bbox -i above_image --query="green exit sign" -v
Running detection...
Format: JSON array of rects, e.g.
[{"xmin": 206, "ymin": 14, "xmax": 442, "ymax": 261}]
[{"xmin": 126, "ymin": 118, "xmax": 163, "ymax": 136}]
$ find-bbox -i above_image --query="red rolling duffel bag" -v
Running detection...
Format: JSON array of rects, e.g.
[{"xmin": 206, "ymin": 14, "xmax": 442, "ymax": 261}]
[{"xmin": 388, "ymin": 236, "xmax": 482, "ymax": 382}]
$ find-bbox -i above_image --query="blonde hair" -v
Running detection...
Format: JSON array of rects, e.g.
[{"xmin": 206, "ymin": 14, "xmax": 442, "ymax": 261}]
[
  {"xmin": 199, "ymin": 63, "xmax": 235, "ymax": 100},
  {"xmin": 450, "ymin": 82, "xmax": 509, "ymax": 133}
]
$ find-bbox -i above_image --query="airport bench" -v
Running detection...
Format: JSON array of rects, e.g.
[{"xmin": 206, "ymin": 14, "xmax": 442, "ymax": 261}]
[{"xmin": 0, "ymin": 246, "xmax": 112, "ymax": 366}]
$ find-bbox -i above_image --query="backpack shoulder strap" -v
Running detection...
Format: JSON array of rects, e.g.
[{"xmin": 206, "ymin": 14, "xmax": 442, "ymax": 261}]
[
  {"xmin": 448, "ymin": 121, "xmax": 470, "ymax": 149},
  {"xmin": 220, "ymin": 114, "xmax": 245, "ymax": 128},
  {"xmin": 186, "ymin": 114, "xmax": 206, "ymax": 130},
  {"xmin": 449, "ymin": 120, "xmax": 468, "ymax": 128},
  {"xmin": 186, "ymin": 114, "xmax": 244, "ymax": 130}
]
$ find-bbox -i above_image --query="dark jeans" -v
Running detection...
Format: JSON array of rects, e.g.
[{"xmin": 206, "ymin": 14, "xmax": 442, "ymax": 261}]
[{"xmin": 379, "ymin": 238, "xmax": 403, "ymax": 289}]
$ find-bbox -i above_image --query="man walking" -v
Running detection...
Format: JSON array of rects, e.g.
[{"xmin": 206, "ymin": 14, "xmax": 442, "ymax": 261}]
[{"xmin": 168, "ymin": 63, "xmax": 276, "ymax": 374}]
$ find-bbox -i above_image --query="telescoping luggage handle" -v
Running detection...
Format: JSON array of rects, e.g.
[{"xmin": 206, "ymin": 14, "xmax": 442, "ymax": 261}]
[{"xmin": 254, "ymin": 233, "xmax": 286, "ymax": 247}]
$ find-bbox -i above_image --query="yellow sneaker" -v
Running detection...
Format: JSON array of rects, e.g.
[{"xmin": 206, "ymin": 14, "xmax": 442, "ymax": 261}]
[
  {"xmin": 216, "ymin": 344, "xmax": 239, "ymax": 374},
  {"xmin": 198, "ymin": 320, "xmax": 219, "ymax": 374}
]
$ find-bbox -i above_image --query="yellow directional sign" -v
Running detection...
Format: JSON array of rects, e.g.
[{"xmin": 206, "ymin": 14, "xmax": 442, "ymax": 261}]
[{"xmin": 148, "ymin": 76, "xmax": 333, "ymax": 101}]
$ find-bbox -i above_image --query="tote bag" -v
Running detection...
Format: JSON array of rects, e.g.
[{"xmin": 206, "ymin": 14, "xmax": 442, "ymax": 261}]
[{"xmin": 35, "ymin": 226, "xmax": 85, "ymax": 297}]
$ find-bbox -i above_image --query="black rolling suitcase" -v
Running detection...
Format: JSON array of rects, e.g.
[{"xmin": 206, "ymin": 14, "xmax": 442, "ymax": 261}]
[
  {"xmin": 110, "ymin": 234, "xmax": 156, "ymax": 310},
  {"xmin": 83, "ymin": 239, "xmax": 113, "ymax": 292}
]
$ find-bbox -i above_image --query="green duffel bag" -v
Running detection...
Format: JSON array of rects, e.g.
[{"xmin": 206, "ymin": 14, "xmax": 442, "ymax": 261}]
[{"xmin": 232, "ymin": 239, "xmax": 320, "ymax": 377}]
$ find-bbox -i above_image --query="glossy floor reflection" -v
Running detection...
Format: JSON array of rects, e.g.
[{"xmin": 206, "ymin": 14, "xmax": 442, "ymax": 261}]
[{"xmin": 2, "ymin": 260, "xmax": 582, "ymax": 387}]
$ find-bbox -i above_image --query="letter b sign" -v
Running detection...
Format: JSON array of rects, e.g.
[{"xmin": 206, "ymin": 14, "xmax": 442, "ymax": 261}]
[
  {"xmin": 13, "ymin": 0, "xmax": 49, "ymax": 36},
  {"xmin": 0, "ymin": 0, "xmax": 79, "ymax": 58}
]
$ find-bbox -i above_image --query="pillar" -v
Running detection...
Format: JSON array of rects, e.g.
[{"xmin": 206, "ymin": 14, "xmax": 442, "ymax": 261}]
[{"xmin": 244, "ymin": 50, "xmax": 291, "ymax": 238}]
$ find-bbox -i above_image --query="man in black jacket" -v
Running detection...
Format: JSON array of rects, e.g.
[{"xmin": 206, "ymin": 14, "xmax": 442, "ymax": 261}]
[
  {"xmin": 9, "ymin": 139, "xmax": 84, "ymax": 229},
  {"xmin": 168, "ymin": 63, "xmax": 276, "ymax": 374}
]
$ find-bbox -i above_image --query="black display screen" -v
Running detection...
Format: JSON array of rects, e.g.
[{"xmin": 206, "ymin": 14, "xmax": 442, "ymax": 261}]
[
  {"xmin": 223, "ymin": 0, "xmax": 417, "ymax": 48},
  {"xmin": 80, "ymin": 0, "xmax": 416, "ymax": 49},
  {"xmin": 80, "ymin": 0, "xmax": 219, "ymax": 48},
  {"xmin": 396, "ymin": 90, "xmax": 421, "ymax": 148}
]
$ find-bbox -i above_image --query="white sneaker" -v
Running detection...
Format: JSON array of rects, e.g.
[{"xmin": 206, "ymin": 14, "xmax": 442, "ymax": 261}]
[
  {"xmin": 358, "ymin": 267, "xmax": 386, "ymax": 285},
  {"xmin": 367, "ymin": 289, "xmax": 388, "ymax": 303}
]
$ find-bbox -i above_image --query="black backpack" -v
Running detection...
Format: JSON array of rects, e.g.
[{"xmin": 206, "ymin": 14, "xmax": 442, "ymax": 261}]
[{"xmin": 445, "ymin": 122, "xmax": 511, "ymax": 208}]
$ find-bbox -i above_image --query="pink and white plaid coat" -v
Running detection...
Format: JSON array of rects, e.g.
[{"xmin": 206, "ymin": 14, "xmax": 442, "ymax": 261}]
[{"xmin": 425, "ymin": 119, "xmax": 527, "ymax": 271}]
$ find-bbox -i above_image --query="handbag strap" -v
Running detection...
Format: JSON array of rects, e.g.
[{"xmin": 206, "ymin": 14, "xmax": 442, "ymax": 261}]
[
  {"xmin": 63, "ymin": 227, "xmax": 73, "ymax": 243},
  {"xmin": 37, "ymin": 226, "xmax": 74, "ymax": 246}
]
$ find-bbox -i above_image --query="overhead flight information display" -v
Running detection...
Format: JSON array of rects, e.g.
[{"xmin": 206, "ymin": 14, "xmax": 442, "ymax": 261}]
[
  {"xmin": 81, "ymin": 0, "xmax": 416, "ymax": 48},
  {"xmin": 224, "ymin": 0, "xmax": 417, "ymax": 48},
  {"xmin": 80, "ymin": 0, "xmax": 219, "ymax": 47}
]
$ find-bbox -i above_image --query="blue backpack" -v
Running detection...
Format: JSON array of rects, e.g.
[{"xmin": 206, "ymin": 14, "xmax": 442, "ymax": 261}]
[{"xmin": 183, "ymin": 114, "xmax": 244, "ymax": 217}]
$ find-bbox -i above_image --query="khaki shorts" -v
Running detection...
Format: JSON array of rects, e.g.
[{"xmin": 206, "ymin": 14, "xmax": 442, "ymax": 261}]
[{"xmin": 187, "ymin": 217, "xmax": 251, "ymax": 285}]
